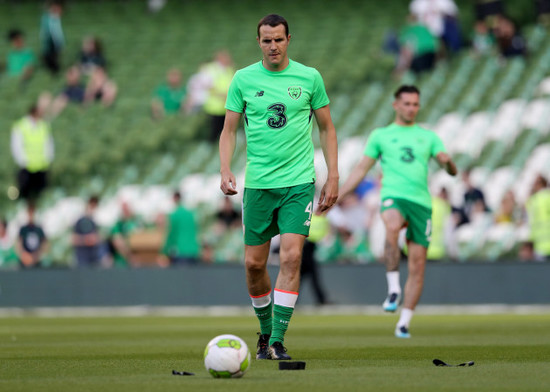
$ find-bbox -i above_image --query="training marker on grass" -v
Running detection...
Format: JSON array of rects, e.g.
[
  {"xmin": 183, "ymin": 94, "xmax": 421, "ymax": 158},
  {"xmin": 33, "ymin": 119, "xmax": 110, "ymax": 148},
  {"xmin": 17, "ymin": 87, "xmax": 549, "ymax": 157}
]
[
  {"xmin": 279, "ymin": 361, "xmax": 306, "ymax": 370},
  {"xmin": 433, "ymin": 359, "xmax": 474, "ymax": 367},
  {"xmin": 172, "ymin": 370, "xmax": 195, "ymax": 376}
]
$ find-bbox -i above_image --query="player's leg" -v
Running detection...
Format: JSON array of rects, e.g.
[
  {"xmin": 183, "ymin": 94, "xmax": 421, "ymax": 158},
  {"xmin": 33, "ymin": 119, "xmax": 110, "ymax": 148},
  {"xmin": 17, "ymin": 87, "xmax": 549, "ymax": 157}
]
[
  {"xmin": 245, "ymin": 242, "xmax": 273, "ymax": 359},
  {"xmin": 381, "ymin": 206, "xmax": 406, "ymax": 312},
  {"xmin": 395, "ymin": 201, "xmax": 431, "ymax": 338},
  {"xmin": 268, "ymin": 183, "xmax": 313, "ymax": 359},
  {"xmin": 269, "ymin": 232, "xmax": 305, "ymax": 359},
  {"xmin": 395, "ymin": 241, "xmax": 427, "ymax": 338},
  {"xmin": 242, "ymin": 188, "xmax": 279, "ymax": 359}
]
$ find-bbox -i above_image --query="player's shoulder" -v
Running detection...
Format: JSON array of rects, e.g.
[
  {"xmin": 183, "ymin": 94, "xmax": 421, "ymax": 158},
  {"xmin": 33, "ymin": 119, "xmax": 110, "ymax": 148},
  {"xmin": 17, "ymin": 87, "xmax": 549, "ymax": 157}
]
[
  {"xmin": 289, "ymin": 59, "xmax": 321, "ymax": 76},
  {"xmin": 232, "ymin": 61, "xmax": 262, "ymax": 80}
]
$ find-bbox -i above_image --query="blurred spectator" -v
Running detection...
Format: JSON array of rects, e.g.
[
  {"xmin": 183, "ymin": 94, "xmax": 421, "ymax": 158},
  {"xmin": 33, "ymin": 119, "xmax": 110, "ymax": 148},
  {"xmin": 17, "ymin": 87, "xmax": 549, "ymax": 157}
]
[
  {"xmin": 39, "ymin": 0, "xmax": 64, "ymax": 75},
  {"xmin": 525, "ymin": 175, "xmax": 550, "ymax": 261},
  {"xmin": 45, "ymin": 65, "xmax": 117, "ymax": 117},
  {"xmin": 151, "ymin": 68, "xmax": 187, "ymax": 120},
  {"xmin": 301, "ymin": 213, "xmax": 330, "ymax": 305},
  {"xmin": 184, "ymin": 63, "xmax": 210, "ymax": 114},
  {"xmin": 84, "ymin": 65, "xmax": 117, "ymax": 107},
  {"xmin": 6, "ymin": 29, "xmax": 37, "ymax": 84},
  {"xmin": 427, "ymin": 187, "xmax": 453, "ymax": 260},
  {"xmin": 72, "ymin": 196, "xmax": 109, "ymax": 268},
  {"xmin": 203, "ymin": 50, "xmax": 234, "ymax": 142},
  {"xmin": 10, "ymin": 104, "xmax": 54, "ymax": 201},
  {"xmin": 214, "ymin": 196, "xmax": 241, "ymax": 232},
  {"xmin": 0, "ymin": 219, "xmax": 18, "ymax": 269},
  {"xmin": 493, "ymin": 15, "xmax": 526, "ymax": 58},
  {"xmin": 109, "ymin": 201, "xmax": 144, "ymax": 267},
  {"xmin": 494, "ymin": 190, "xmax": 522, "ymax": 224},
  {"xmin": 461, "ymin": 169, "xmax": 487, "ymax": 223},
  {"xmin": 410, "ymin": 0, "xmax": 461, "ymax": 53},
  {"xmin": 158, "ymin": 191, "xmax": 200, "ymax": 266},
  {"xmin": 471, "ymin": 20, "xmax": 495, "ymax": 55},
  {"xmin": 78, "ymin": 36, "xmax": 106, "ymax": 76},
  {"xmin": 16, "ymin": 203, "xmax": 48, "ymax": 269},
  {"xmin": 395, "ymin": 16, "xmax": 438, "ymax": 76}
]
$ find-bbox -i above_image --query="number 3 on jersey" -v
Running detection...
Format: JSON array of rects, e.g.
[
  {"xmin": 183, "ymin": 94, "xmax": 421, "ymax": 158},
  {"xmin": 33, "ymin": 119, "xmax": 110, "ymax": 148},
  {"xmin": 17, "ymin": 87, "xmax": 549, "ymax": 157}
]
[{"xmin": 267, "ymin": 103, "xmax": 287, "ymax": 129}]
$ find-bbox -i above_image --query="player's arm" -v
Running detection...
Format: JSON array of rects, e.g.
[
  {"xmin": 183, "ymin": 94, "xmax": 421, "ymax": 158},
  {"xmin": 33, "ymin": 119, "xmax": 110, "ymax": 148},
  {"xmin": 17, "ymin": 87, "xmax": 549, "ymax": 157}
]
[
  {"xmin": 219, "ymin": 109, "xmax": 242, "ymax": 195},
  {"xmin": 338, "ymin": 155, "xmax": 377, "ymax": 200},
  {"xmin": 435, "ymin": 152, "xmax": 457, "ymax": 176},
  {"xmin": 314, "ymin": 105, "xmax": 339, "ymax": 213}
]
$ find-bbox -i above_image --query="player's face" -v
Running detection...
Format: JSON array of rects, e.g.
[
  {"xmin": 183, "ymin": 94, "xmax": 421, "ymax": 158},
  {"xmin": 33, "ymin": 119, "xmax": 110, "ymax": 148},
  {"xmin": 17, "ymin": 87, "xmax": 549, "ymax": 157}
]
[
  {"xmin": 393, "ymin": 92, "xmax": 420, "ymax": 124},
  {"xmin": 257, "ymin": 24, "xmax": 290, "ymax": 71}
]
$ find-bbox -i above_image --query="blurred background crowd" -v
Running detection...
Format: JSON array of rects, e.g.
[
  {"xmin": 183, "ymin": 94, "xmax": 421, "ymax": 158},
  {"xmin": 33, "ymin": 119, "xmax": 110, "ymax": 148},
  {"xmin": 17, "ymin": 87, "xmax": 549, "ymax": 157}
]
[{"xmin": 0, "ymin": 0, "xmax": 549, "ymax": 270}]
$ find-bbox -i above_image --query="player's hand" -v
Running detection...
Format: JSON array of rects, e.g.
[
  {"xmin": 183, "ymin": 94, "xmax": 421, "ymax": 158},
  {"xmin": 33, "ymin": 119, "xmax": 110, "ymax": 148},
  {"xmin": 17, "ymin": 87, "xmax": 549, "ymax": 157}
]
[
  {"xmin": 316, "ymin": 177, "xmax": 339, "ymax": 214},
  {"xmin": 220, "ymin": 170, "xmax": 238, "ymax": 195}
]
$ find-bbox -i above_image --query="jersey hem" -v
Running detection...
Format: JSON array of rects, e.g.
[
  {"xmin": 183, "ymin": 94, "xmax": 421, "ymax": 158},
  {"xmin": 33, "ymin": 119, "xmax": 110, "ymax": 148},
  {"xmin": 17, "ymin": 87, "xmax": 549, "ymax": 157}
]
[{"xmin": 244, "ymin": 179, "xmax": 315, "ymax": 190}]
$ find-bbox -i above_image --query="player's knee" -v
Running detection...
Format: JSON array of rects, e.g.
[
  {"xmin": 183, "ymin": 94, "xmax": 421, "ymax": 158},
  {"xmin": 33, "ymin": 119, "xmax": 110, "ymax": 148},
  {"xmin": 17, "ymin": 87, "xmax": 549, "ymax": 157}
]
[{"xmin": 244, "ymin": 257, "xmax": 266, "ymax": 274}]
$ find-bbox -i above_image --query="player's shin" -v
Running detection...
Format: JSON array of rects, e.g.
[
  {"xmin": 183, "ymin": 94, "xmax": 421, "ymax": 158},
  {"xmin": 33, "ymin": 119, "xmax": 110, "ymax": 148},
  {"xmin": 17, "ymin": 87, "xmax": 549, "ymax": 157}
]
[
  {"xmin": 250, "ymin": 291, "xmax": 273, "ymax": 336},
  {"xmin": 270, "ymin": 288, "xmax": 298, "ymax": 345}
]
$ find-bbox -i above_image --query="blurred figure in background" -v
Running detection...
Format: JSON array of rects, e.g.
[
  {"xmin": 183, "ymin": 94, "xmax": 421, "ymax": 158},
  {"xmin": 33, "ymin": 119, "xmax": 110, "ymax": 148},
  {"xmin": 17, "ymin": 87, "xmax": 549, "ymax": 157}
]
[
  {"xmin": 461, "ymin": 169, "xmax": 487, "ymax": 224},
  {"xmin": 16, "ymin": 203, "xmax": 48, "ymax": 269},
  {"xmin": 214, "ymin": 196, "xmax": 241, "ymax": 233},
  {"xmin": 72, "ymin": 196, "xmax": 109, "ymax": 268},
  {"xmin": 409, "ymin": 0, "xmax": 461, "ymax": 53},
  {"xmin": 427, "ymin": 187, "xmax": 453, "ymax": 261},
  {"xmin": 39, "ymin": 0, "xmax": 64, "ymax": 76},
  {"xmin": 109, "ymin": 201, "xmax": 144, "ymax": 267},
  {"xmin": 525, "ymin": 175, "xmax": 550, "ymax": 261},
  {"xmin": 203, "ymin": 50, "xmax": 234, "ymax": 142},
  {"xmin": 78, "ymin": 36, "xmax": 106, "ymax": 75},
  {"xmin": 394, "ymin": 15, "xmax": 438, "ymax": 77},
  {"xmin": 184, "ymin": 63, "xmax": 210, "ymax": 114},
  {"xmin": 6, "ymin": 29, "xmax": 37, "ymax": 85},
  {"xmin": 0, "ymin": 219, "xmax": 18, "ymax": 269},
  {"xmin": 158, "ymin": 191, "xmax": 200, "ymax": 266},
  {"xmin": 300, "ymin": 213, "xmax": 330, "ymax": 305},
  {"xmin": 151, "ymin": 68, "xmax": 187, "ymax": 120},
  {"xmin": 471, "ymin": 20, "xmax": 495, "ymax": 56},
  {"xmin": 10, "ymin": 104, "xmax": 54, "ymax": 201},
  {"xmin": 493, "ymin": 15, "xmax": 527, "ymax": 58},
  {"xmin": 494, "ymin": 190, "xmax": 521, "ymax": 224}
]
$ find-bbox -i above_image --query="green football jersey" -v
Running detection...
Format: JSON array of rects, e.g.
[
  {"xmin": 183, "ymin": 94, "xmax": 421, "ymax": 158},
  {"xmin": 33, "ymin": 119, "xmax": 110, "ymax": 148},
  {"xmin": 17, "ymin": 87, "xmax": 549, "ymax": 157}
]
[
  {"xmin": 363, "ymin": 123, "xmax": 446, "ymax": 209},
  {"xmin": 225, "ymin": 59, "xmax": 330, "ymax": 189}
]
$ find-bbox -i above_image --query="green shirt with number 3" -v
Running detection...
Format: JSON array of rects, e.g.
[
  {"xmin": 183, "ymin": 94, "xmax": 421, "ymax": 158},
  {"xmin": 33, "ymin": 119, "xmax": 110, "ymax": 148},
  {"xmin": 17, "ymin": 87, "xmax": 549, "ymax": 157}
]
[
  {"xmin": 225, "ymin": 59, "xmax": 330, "ymax": 189},
  {"xmin": 363, "ymin": 123, "xmax": 446, "ymax": 209}
]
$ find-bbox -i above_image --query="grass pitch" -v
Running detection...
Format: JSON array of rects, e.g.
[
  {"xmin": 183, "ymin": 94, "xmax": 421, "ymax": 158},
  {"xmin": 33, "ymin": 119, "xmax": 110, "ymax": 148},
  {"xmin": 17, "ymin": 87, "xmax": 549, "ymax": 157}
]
[{"xmin": 1, "ymin": 313, "xmax": 549, "ymax": 392}]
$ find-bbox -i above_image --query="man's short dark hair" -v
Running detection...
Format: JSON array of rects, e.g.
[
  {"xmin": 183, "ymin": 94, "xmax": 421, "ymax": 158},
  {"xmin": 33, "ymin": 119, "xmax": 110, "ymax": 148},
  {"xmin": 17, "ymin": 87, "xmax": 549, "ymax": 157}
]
[
  {"xmin": 88, "ymin": 195, "xmax": 99, "ymax": 206},
  {"xmin": 394, "ymin": 85, "xmax": 420, "ymax": 99},
  {"xmin": 7, "ymin": 29, "xmax": 23, "ymax": 42},
  {"xmin": 257, "ymin": 14, "xmax": 289, "ymax": 38}
]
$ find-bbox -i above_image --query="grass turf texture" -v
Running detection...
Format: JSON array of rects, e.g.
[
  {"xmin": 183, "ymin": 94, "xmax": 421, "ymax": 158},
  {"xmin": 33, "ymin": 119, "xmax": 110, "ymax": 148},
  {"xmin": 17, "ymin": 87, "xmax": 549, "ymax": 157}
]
[{"xmin": 1, "ymin": 314, "xmax": 549, "ymax": 392}]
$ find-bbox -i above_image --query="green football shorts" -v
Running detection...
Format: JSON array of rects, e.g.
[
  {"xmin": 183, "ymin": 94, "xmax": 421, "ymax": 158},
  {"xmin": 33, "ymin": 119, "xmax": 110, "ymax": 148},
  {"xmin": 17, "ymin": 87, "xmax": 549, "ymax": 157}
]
[
  {"xmin": 380, "ymin": 197, "xmax": 432, "ymax": 248},
  {"xmin": 243, "ymin": 183, "xmax": 315, "ymax": 246}
]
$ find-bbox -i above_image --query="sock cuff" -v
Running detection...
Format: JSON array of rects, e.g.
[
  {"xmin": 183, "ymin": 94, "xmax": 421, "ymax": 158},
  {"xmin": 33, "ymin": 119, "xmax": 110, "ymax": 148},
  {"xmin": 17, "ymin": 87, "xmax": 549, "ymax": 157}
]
[
  {"xmin": 250, "ymin": 291, "xmax": 272, "ymax": 308},
  {"xmin": 274, "ymin": 288, "xmax": 299, "ymax": 308}
]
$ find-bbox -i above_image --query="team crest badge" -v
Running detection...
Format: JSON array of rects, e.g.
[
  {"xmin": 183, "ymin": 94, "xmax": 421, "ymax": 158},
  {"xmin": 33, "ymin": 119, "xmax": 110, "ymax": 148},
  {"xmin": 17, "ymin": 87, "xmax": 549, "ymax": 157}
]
[{"xmin": 288, "ymin": 86, "xmax": 302, "ymax": 100}]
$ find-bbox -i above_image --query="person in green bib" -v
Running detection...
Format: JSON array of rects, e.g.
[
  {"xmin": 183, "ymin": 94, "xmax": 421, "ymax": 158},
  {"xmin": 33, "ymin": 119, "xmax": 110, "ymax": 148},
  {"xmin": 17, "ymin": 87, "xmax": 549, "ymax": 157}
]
[
  {"xmin": 10, "ymin": 104, "xmax": 54, "ymax": 201},
  {"xmin": 219, "ymin": 14, "xmax": 339, "ymax": 360},
  {"xmin": 339, "ymin": 85, "xmax": 457, "ymax": 338}
]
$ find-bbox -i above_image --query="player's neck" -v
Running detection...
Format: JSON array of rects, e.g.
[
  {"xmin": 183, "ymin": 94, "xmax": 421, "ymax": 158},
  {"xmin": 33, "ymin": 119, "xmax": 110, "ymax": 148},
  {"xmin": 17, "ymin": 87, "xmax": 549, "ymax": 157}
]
[
  {"xmin": 262, "ymin": 57, "xmax": 290, "ymax": 72},
  {"xmin": 394, "ymin": 118, "xmax": 416, "ymax": 127}
]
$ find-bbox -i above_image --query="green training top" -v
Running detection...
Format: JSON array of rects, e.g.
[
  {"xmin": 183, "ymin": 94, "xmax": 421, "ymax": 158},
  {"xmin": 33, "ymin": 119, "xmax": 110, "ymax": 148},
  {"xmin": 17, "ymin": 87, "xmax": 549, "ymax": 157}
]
[
  {"xmin": 162, "ymin": 205, "xmax": 200, "ymax": 258},
  {"xmin": 363, "ymin": 123, "xmax": 446, "ymax": 209},
  {"xmin": 225, "ymin": 59, "xmax": 330, "ymax": 189}
]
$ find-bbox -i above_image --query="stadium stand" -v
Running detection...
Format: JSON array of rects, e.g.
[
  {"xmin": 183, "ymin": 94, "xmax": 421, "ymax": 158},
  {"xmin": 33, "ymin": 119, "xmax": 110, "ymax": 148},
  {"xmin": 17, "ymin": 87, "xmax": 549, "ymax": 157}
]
[{"xmin": 0, "ymin": 0, "xmax": 549, "ymax": 266}]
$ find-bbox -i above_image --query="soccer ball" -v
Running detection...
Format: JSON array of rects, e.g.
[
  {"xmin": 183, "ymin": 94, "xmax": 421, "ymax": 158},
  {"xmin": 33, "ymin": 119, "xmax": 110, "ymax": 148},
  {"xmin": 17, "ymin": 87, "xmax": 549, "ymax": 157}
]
[{"xmin": 203, "ymin": 334, "xmax": 251, "ymax": 378}]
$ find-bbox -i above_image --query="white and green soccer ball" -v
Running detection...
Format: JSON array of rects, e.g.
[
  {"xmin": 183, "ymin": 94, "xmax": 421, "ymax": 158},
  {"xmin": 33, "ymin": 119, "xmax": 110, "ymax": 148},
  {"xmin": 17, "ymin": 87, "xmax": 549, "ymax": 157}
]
[{"xmin": 204, "ymin": 334, "xmax": 251, "ymax": 378}]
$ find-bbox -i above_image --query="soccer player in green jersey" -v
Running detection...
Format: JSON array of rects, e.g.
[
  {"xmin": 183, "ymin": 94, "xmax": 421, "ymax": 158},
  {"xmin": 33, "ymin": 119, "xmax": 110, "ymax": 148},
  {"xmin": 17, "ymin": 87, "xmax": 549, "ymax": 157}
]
[
  {"xmin": 219, "ymin": 14, "xmax": 339, "ymax": 359},
  {"xmin": 339, "ymin": 85, "xmax": 457, "ymax": 338}
]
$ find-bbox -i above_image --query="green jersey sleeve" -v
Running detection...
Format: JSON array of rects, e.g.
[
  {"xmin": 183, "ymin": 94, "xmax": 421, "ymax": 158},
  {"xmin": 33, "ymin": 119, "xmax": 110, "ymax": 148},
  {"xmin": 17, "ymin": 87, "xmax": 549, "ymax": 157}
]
[
  {"xmin": 311, "ymin": 69, "xmax": 330, "ymax": 110},
  {"xmin": 225, "ymin": 72, "xmax": 244, "ymax": 113},
  {"xmin": 430, "ymin": 133, "xmax": 446, "ymax": 156},
  {"xmin": 363, "ymin": 129, "xmax": 380, "ymax": 159}
]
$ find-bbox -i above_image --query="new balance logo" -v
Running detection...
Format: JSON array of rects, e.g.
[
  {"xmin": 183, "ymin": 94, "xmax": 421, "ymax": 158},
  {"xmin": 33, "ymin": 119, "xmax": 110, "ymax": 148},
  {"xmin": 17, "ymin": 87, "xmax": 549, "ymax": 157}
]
[
  {"xmin": 304, "ymin": 220, "xmax": 311, "ymax": 227},
  {"xmin": 255, "ymin": 91, "xmax": 264, "ymax": 97}
]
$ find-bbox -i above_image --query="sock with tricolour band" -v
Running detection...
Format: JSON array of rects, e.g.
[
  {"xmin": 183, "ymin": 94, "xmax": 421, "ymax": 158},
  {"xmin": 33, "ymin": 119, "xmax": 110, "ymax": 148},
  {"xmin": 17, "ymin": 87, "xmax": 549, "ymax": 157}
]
[{"xmin": 270, "ymin": 288, "xmax": 298, "ymax": 345}]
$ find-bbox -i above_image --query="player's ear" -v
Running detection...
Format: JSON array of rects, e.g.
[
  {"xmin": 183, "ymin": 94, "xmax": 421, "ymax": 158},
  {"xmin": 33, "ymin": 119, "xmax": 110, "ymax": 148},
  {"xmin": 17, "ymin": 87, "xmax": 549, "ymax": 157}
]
[
  {"xmin": 256, "ymin": 36, "xmax": 260, "ymax": 46},
  {"xmin": 287, "ymin": 34, "xmax": 291, "ymax": 43}
]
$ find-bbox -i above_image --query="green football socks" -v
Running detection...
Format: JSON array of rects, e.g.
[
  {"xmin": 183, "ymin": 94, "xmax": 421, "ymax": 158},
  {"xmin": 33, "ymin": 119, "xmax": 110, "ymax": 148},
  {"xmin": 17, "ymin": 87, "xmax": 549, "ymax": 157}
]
[
  {"xmin": 254, "ymin": 302, "xmax": 273, "ymax": 336},
  {"xmin": 269, "ymin": 304, "xmax": 294, "ymax": 345}
]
